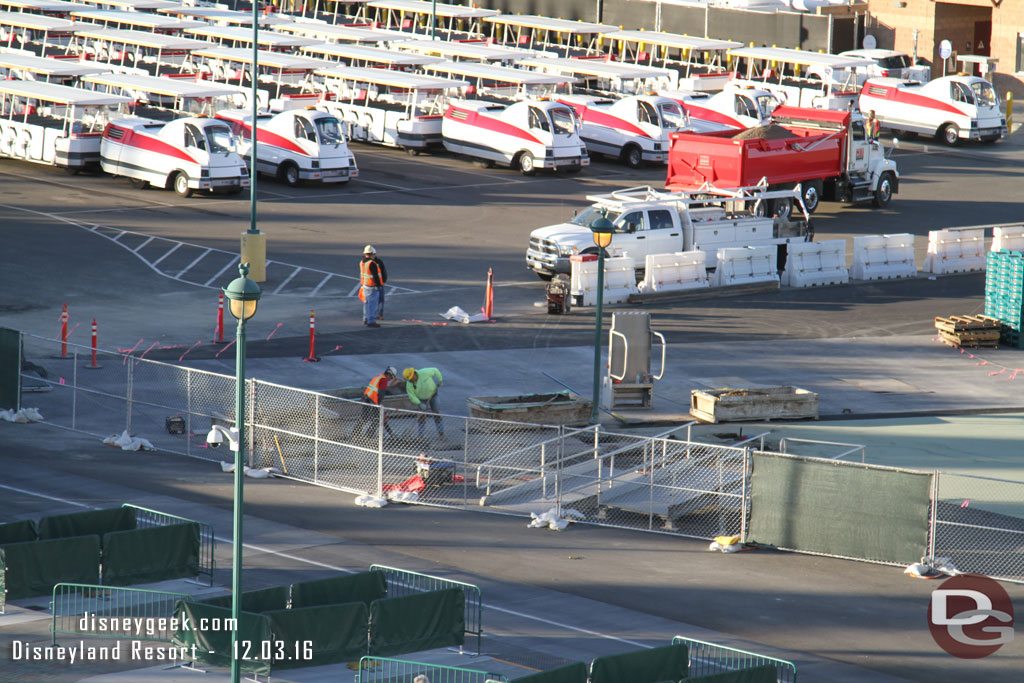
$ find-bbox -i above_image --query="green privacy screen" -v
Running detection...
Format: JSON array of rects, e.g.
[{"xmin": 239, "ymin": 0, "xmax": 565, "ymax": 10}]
[
  {"xmin": 748, "ymin": 454, "xmax": 932, "ymax": 564},
  {"xmin": 172, "ymin": 600, "xmax": 272, "ymax": 676},
  {"xmin": 102, "ymin": 523, "xmax": 200, "ymax": 586},
  {"xmin": 0, "ymin": 327, "xmax": 20, "ymax": 412},
  {"xmin": 0, "ymin": 520, "xmax": 38, "ymax": 545},
  {"xmin": 0, "ymin": 535, "xmax": 100, "ymax": 599},
  {"xmin": 200, "ymin": 585, "xmax": 289, "ymax": 613},
  {"xmin": 291, "ymin": 571, "xmax": 386, "ymax": 608},
  {"xmin": 265, "ymin": 602, "xmax": 369, "ymax": 668},
  {"xmin": 512, "ymin": 662, "xmax": 588, "ymax": 683},
  {"xmin": 38, "ymin": 507, "xmax": 137, "ymax": 541},
  {"xmin": 686, "ymin": 665, "xmax": 778, "ymax": 683},
  {"xmin": 369, "ymin": 588, "xmax": 466, "ymax": 657},
  {"xmin": 589, "ymin": 643, "xmax": 688, "ymax": 683}
]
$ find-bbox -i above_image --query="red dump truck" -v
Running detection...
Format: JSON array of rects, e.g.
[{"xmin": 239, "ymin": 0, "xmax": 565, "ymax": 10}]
[{"xmin": 666, "ymin": 106, "xmax": 899, "ymax": 214}]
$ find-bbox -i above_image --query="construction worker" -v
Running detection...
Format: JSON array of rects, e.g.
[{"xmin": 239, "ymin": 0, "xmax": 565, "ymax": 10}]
[
  {"xmin": 867, "ymin": 110, "xmax": 880, "ymax": 142},
  {"xmin": 361, "ymin": 366, "xmax": 398, "ymax": 437},
  {"xmin": 403, "ymin": 367, "xmax": 444, "ymax": 438},
  {"xmin": 358, "ymin": 245, "xmax": 387, "ymax": 327}
]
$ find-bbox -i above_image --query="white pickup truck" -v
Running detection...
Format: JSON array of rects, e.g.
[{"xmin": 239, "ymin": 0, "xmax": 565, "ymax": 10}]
[{"xmin": 525, "ymin": 185, "xmax": 812, "ymax": 279}]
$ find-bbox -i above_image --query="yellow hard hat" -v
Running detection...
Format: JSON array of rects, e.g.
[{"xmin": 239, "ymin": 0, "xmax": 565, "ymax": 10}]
[{"xmin": 402, "ymin": 368, "xmax": 416, "ymax": 381}]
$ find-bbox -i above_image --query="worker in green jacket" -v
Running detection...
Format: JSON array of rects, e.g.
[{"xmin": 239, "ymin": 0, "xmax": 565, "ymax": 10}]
[{"xmin": 403, "ymin": 367, "xmax": 444, "ymax": 438}]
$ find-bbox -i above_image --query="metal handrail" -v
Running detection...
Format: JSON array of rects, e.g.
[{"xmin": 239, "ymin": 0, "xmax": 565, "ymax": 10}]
[
  {"xmin": 779, "ymin": 437, "xmax": 865, "ymax": 463},
  {"xmin": 651, "ymin": 330, "xmax": 666, "ymax": 380},
  {"xmin": 732, "ymin": 431, "xmax": 770, "ymax": 450},
  {"xmin": 608, "ymin": 328, "xmax": 628, "ymax": 381}
]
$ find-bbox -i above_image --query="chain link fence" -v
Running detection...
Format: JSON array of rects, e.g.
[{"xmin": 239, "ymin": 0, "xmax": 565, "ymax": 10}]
[
  {"xmin": 933, "ymin": 472, "xmax": 1024, "ymax": 582},
  {"xmin": 13, "ymin": 332, "xmax": 1024, "ymax": 583}
]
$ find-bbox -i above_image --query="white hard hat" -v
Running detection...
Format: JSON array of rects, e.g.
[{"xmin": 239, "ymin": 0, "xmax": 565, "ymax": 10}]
[
  {"xmin": 385, "ymin": 366, "xmax": 397, "ymax": 377},
  {"xmin": 363, "ymin": 244, "xmax": 376, "ymax": 254}
]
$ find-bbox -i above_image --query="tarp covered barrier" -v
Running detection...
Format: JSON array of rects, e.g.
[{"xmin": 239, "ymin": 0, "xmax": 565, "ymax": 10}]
[
  {"xmin": 589, "ymin": 644, "xmax": 688, "ymax": 683},
  {"xmin": 291, "ymin": 571, "xmax": 386, "ymax": 609},
  {"xmin": 748, "ymin": 454, "xmax": 931, "ymax": 564},
  {"xmin": 512, "ymin": 662, "xmax": 589, "ymax": 683},
  {"xmin": 0, "ymin": 327, "xmax": 20, "ymax": 412},
  {"xmin": 38, "ymin": 507, "xmax": 136, "ymax": 541},
  {"xmin": 0, "ymin": 520, "xmax": 38, "ymax": 545},
  {"xmin": 265, "ymin": 602, "xmax": 369, "ymax": 668},
  {"xmin": 200, "ymin": 585, "xmax": 288, "ymax": 613},
  {"xmin": 686, "ymin": 665, "xmax": 778, "ymax": 683},
  {"xmin": 0, "ymin": 535, "xmax": 100, "ymax": 599},
  {"xmin": 369, "ymin": 588, "xmax": 465, "ymax": 657},
  {"xmin": 172, "ymin": 600, "xmax": 271, "ymax": 676},
  {"xmin": 102, "ymin": 523, "xmax": 200, "ymax": 586}
]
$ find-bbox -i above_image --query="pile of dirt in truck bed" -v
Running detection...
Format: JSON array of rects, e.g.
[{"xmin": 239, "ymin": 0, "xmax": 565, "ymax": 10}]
[{"xmin": 732, "ymin": 124, "xmax": 795, "ymax": 140}]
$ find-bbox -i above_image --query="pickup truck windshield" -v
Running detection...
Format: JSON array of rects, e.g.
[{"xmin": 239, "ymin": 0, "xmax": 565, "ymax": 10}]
[
  {"xmin": 878, "ymin": 55, "xmax": 911, "ymax": 70},
  {"xmin": 570, "ymin": 206, "xmax": 622, "ymax": 228},
  {"xmin": 972, "ymin": 81, "xmax": 997, "ymax": 108},
  {"xmin": 316, "ymin": 116, "xmax": 345, "ymax": 144},
  {"xmin": 206, "ymin": 124, "xmax": 234, "ymax": 154},
  {"xmin": 756, "ymin": 95, "xmax": 779, "ymax": 119}
]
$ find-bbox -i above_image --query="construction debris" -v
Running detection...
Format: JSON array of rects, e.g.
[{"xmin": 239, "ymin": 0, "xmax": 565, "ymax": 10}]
[{"xmin": 934, "ymin": 315, "xmax": 1002, "ymax": 349}]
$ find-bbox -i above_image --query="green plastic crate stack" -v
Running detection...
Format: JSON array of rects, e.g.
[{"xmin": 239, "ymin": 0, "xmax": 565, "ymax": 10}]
[{"xmin": 984, "ymin": 250, "xmax": 1024, "ymax": 349}]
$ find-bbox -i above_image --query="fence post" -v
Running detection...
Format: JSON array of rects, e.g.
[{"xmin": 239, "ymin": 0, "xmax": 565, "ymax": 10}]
[
  {"xmin": 314, "ymin": 393, "xmax": 320, "ymax": 484},
  {"xmin": 186, "ymin": 371, "xmax": 192, "ymax": 458},
  {"xmin": 540, "ymin": 443, "xmax": 546, "ymax": 499},
  {"xmin": 71, "ymin": 350, "xmax": 78, "ymax": 430},
  {"xmin": 648, "ymin": 438, "xmax": 654, "ymax": 531},
  {"xmin": 125, "ymin": 359, "xmax": 133, "ymax": 435},
  {"xmin": 741, "ymin": 448, "xmax": 750, "ymax": 541},
  {"xmin": 247, "ymin": 379, "xmax": 255, "ymax": 468},
  {"xmin": 928, "ymin": 472, "xmax": 939, "ymax": 559},
  {"xmin": 376, "ymin": 402, "xmax": 384, "ymax": 498},
  {"xmin": 461, "ymin": 415, "xmax": 469, "ymax": 506}
]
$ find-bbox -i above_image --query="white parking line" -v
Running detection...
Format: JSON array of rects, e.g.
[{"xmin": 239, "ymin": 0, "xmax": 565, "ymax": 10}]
[
  {"xmin": 204, "ymin": 258, "xmax": 238, "ymax": 287},
  {"xmin": 310, "ymin": 273, "xmax": 333, "ymax": 297},
  {"xmin": 177, "ymin": 248, "xmax": 212, "ymax": 278},
  {"xmin": 150, "ymin": 242, "xmax": 182, "ymax": 266},
  {"xmin": 132, "ymin": 236, "xmax": 154, "ymax": 252},
  {"xmin": 272, "ymin": 266, "xmax": 303, "ymax": 295}
]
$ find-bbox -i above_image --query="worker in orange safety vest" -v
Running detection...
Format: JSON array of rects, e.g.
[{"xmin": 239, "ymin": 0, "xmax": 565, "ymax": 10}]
[
  {"xmin": 358, "ymin": 245, "xmax": 388, "ymax": 327},
  {"xmin": 361, "ymin": 366, "xmax": 398, "ymax": 437}
]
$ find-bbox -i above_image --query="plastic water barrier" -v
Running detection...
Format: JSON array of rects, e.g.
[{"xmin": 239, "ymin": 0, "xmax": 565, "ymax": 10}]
[
  {"xmin": 992, "ymin": 225, "xmax": 1024, "ymax": 253},
  {"xmin": 922, "ymin": 228, "xmax": 986, "ymax": 274},
  {"xmin": 571, "ymin": 256, "xmax": 638, "ymax": 306},
  {"xmin": 850, "ymin": 233, "xmax": 916, "ymax": 281},
  {"xmin": 639, "ymin": 251, "xmax": 709, "ymax": 293},
  {"xmin": 781, "ymin": 240, "xmax": 849, "ymax": 288},
  {"xmin": 712, "ymin": 246, "xmax": 778, "ymax": 288}
]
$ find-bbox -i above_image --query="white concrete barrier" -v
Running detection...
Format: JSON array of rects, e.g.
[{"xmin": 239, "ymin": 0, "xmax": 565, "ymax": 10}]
[
  {"xmin": 991, "ymin": 225, "xmax": 1024, "ymax": 253},
  {"xmin": 712, "ymin": 246, "xmax": 778, "ymax": 288},
  {"xmin": 850, "ymin": 233, "xmax": 916, "ymax": 281},
  {"xmin": 782, "ymin": 240, "xmax": 849, "ymax": 288},
  {"xmin": 638, "ymin": 251, "xmax": 709, "ymax": 293},
  {"xmin": 571, "ymin": 256, "xmax": 638, "ymax": 306},
  {"xmin": 922, "ymin": 228, "xmax": 986, "ymax": 274}
]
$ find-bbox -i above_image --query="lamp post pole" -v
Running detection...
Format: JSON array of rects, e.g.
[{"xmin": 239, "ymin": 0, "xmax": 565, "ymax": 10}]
[
  {"xmin": 588, "ymin": 217, "xmax": 613, "ymax": 425},
  {"xmin": 250, "ymin": 0, "xmax": 259, "ymax": 236},
  {"xmin": 224, "ymin": 263, "xmax": 261, "ymax": 683},
  {"xmin": 431, "ymin": 0, "xmax": 437, "ymax": 40}
]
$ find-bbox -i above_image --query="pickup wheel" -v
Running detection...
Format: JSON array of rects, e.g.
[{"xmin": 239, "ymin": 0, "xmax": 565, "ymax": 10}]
[
  {"xmin": 873, "ymin": 171, "xmax": 895, "ymax": 208},
  {"xmin": 172, "ymin": 172, "xmax": 193, "ymax": 198},
  {"xmin": 517, "ymin": 151, "xmax": 537, "ymax": 176},
  {"xmin": 801, "ymin": 180, "xmax": 822, "ymax": 213},
  {"xmin": 938, "ymin": 123, "xmax": 960, "ymax": 146},
  {"xmin": 278, "ymin": 161, "xmax": 300, "ymax": 187},
  {"xmin": 621, "ymin": 144, "xmax": 642, "ymax": 168}
]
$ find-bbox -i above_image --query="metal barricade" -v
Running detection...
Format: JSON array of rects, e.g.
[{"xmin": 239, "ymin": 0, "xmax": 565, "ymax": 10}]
[
  {"xmin": 370, "ymin": 564, "xmax": 483, "ymax": 655},
  {"xmin": 355, "ymin": 656, "xmax": 509, "ymax": 683},
  {"xmin": 672, "ymin": 636, "xmax": 797, "ymax": 682},
  {"xmin": 122, "ymin": 504, "xmax": 215, "ymax": 586},
  {"xmin": 51, "ymin": 583, "xmax": 189, "ymax": 645}
]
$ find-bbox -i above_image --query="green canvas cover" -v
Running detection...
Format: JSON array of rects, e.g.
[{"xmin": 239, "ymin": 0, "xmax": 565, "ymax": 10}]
[
  {"xmin": 368, "ymin": 588, "xmax": 465, "ymax": 657},
  {"xmin": 172, "ymin": 600, "xmax": 272, "ymax": 676},
  {"xmin": 290, "ymin": 571, "xmax": 386, "ymax": 608},
  {"xmin": 513, "ymin": 662, "xmax": 589, "ymax": 683},
  {"xmin": 0, "ymin": 535, "xmax": 100, "ymax": 599},
  {"xmin": 590, "ymin": 644, "xmax": 688, "ymax": 683},
  {"xmin": 200, "ymin": 586, "xmax": 289, "ymax": 613},
  {"xmin": 38, "ymin": 507, "xmax": 136, "ymax": 541},
  {"xmin": 748, "ymin": 454, "xmax": 931, "ymax": 564},
  {"xmin": 0, "ymin": 520, "xmax": 38, "ymax": 545},
  {"xmin": 102, "ymin": 523, "xmax": 200, "ymax": 586},
  {"xmin": 265, "ymin": 602, "xmax": 369, "ymax": 668},
  {"xmin": 685, "ymin": 665, "xmax": 778, "ymax": 683}
]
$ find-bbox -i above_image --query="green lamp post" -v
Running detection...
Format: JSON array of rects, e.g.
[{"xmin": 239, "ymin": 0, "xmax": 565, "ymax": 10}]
[
  {"xmin": 589, "ymin": 217, "xmax": 614, "ymax": 425},
  {"xmin": 223, "ymin": 262, "xmax": 261, "ymax": 683}
]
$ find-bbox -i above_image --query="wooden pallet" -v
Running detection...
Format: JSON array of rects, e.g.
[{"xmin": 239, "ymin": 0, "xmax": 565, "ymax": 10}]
[{"xmin": 935, "ymin": 314, "xmax": 1002, "ymax": 349}]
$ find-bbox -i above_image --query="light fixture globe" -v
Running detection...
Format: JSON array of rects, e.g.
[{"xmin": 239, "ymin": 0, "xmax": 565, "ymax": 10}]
[
  {"xmin": 223, "ymin": 262, "xmax": 262, "ymax": 321},
  {"xmin": 591, "ymin": 216, "xmax": 614, "ymax": 250}
]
